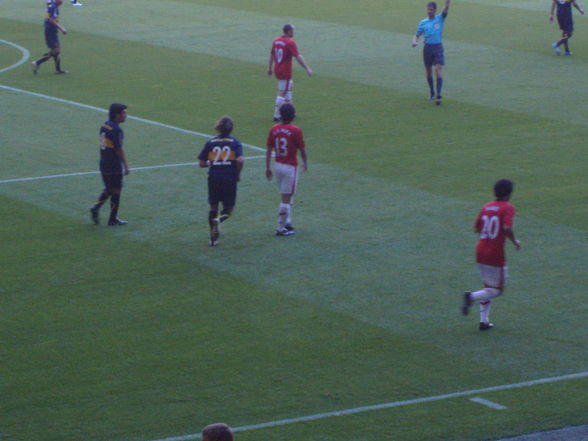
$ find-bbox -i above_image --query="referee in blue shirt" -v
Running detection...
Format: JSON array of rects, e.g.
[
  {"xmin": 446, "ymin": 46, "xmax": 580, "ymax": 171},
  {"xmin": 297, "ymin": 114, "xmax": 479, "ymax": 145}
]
[{"xmin": 412, "ymin": 0, "xmax": 451, "ymax": 105}]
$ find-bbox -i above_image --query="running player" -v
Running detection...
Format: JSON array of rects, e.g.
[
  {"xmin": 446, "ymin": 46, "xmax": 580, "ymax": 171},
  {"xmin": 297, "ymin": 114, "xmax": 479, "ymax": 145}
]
[
  {"xmin": 462, "ymin": 179, "xmax": 521, "ymax": 330},
  {"xmin": 198, "ymin": 117, "xmax": 244, "ymax": 247}
]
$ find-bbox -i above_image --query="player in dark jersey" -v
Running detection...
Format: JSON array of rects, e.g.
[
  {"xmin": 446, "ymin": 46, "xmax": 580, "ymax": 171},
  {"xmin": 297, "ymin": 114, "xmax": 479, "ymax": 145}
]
[
  {"xmin": 550, "ymin": 0, "xmax": 584, "ymax": 55},
  {"xmin": 90, "ymin": 103, "xmax": 130, "ymax": 226},
  {"xmin": 32, "ymin": 0, "xmax": 68, "ymax": 75},
  {"xmin": 198, "ymin": 117, "xmax": 244, "ymax": 247}
]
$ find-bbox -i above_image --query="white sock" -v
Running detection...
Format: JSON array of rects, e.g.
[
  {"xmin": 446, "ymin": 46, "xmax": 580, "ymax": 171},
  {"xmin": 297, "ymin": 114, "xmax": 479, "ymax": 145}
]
[
  {"xmin": 285, "ymin": 204, "xmax": 292, "ymax": 225},
  {"xmin": 480, "ymin": 301, "xmax": 492, "ymax": 323},
  {"xmin": 278, "ymin": 203, "xmax": 289, "ymax": 227},
  {"xmin": 274, "ymin": 96, "xmax": 285, "ymax": 119},
  {"xmin": 471, "ymin": 288, "xmax": 500, "ymax": 302}
]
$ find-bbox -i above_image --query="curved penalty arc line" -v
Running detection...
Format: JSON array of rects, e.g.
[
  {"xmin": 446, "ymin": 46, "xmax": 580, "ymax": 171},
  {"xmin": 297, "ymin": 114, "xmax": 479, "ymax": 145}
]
[{"xmin": 0, "ymin": 40, "xmax": 31, "ymax": 74}]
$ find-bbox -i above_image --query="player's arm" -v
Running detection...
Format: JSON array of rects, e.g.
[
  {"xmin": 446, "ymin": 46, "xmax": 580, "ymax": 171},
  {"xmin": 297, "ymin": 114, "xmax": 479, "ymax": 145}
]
[
  {"xmin": 295, "ymin": 54, "xmax": 313, "ymax": 76},
  {"xmin": 412, "ymin": 24, "xmax": 423, "ymax": 47},
  {"xmin": 116, "ymin": 148, "xmax": 130, "ymax": 175},
  {"xmin": 300, "ymin": 148, "xmax": 308, "ymax": 172},
  {"xmin": 504, "ymin": 227, "xmax": 521, "ymax": 250},
  {"xmin": 265, "ymin": 142, "xmax": 274, "ymax": 181},
  {"xmin": 49, "ymin": 18, "xmax": 67, "ymax": 34},
  {"xmin": 573, "ymin": 0, "xmax": 585, "ymax": 14},
  {"xmin": 550, "ymin": 0, "xmax": 557, "ymax": 21},
  {"xmin": 442, "ymin": 0, "xmax": 450, "ymax": 16},
  {"xmin": 236, "ymin": 156, "xmax": 244, "ymax": 181},
  {"xmin": 268, "ymin": 51, "xmax": 275, "ymax": 76}
]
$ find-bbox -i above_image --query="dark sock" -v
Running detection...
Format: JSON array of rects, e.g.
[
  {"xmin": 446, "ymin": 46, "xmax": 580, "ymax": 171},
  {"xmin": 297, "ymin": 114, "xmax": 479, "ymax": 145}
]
[
  {"xmin": 109, "ymin": 194, "xmax": 120, "ymax": 222},
  {"xmin": 427, "ymin": 76, "xmax": 434, "ymax": 97},
  {"xmin": 564, "ymin": 39, "xmax": 570, "ymax": 52},
  {"xmin": 36, "ymin": 53, "xmax": 51, "ymax": 66},
  {"xmin": 53, "ymin": 54, "xmax": 62, "ymax": 71},
  {"xmin": 556, "ymin": 38, "xmax": 565, "ymax": 47},
  {"xmin": 436, "ymin": 77, "xmax": 443, "ymax": 98},
  {"xmin": 219, "ymin": 208, "xmax": 232, "ymax": 223},
  {"xmin": 93, "ymin": 190, "xmax": 110, "ymax": 210},
  {"xmin": 208, "ymin": 210, "xmax": 218, "ymax": 229}
]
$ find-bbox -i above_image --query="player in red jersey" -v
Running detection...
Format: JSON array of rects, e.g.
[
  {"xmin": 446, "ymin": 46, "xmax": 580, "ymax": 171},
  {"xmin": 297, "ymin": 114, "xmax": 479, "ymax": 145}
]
[
  {"xmin": 265, "ymin": 104, "xmax": 307, "ymax": 236},
  {"xmin": 267, "ymin": 24, "xmax": 313, "ymax": 121},
  {"xmin": 462, "ymin": 179, "xmax": 521, "ymax": 330}
]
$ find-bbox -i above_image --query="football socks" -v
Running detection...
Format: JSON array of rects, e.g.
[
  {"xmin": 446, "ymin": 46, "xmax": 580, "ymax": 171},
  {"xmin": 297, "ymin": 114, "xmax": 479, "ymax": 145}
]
[{"xmin": 108, "ymin": 193, "xmax": 120, "ymax": 223}]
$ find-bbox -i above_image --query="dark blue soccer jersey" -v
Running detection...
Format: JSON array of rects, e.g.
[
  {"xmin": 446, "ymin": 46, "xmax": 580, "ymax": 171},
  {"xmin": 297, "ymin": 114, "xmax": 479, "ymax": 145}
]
[
  {"xmin": 556, "ymin": 0, "xmax": 573, "ymax": 20},
  {"xmin": 99, "ymin": 121, "xmax": 124, "ymax": 174},
  {"xmin": 44, "ymin": 1, "xmax": 60, "ymax": 33},
  {"xmin": 198, "ymin": 136, "xmax": 243, "ymax": 177}
]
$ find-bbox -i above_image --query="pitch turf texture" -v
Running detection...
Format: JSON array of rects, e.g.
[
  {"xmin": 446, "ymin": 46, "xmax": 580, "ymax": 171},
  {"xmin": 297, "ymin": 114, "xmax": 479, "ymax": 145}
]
[{"xmin": 1, "ymin": 1, "xmax": 587, "ymax": 440}]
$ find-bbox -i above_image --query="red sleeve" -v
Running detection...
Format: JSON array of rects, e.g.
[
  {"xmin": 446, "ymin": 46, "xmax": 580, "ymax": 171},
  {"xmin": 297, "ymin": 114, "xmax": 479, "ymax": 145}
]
[
  {"xmin": 503, "ymin": 204, "xmax": 515, "ymax": 228},
  {"xmin": 288, "ymin": 39, "xmax": 299, "ymax": 57}
]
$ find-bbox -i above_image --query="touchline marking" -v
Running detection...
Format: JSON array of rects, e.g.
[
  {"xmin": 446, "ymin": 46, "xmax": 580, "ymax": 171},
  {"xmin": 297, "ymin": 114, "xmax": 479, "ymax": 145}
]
[
  {"xmin": 0, "ymin": 84, "xmax": 265, "ymax": 153},
  {"xmin": 0, "ymin": 40, "xmax": 30, "ymax": 73},
  {"xmin": 0, "ymin": 157, "xmax": 266, "ymax": 185},
  {"xmin": 147, "ymin": 371, "xmax": 588, "ymax": 441},
  {"xmin": 469, "ymin": 397, "xmax": 508, "ymax": 410}
]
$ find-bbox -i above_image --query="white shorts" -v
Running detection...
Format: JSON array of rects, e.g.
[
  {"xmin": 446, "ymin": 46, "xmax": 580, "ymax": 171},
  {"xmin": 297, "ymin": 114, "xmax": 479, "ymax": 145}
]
[
  {"xmin": 478, "ymin": 264, "xmax": 508, "ymax": 290},
  {"xmin": 277, "ymin": 79, "xmax": 293, "ymax": 93},
  {"xmin": 275, "ymin": 162, "xmax": 298, "ymax": 195}
]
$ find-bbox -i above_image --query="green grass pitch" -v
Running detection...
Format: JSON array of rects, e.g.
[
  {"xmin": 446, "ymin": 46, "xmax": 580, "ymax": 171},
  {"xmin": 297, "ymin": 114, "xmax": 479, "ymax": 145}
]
[{"xmin": 1, "ymin": 0, "xmax": 587, "ymax": 440}]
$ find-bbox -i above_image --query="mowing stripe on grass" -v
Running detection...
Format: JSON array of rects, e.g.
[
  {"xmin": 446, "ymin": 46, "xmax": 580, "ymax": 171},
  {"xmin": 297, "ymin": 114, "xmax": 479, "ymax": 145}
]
[
  {"xmin": 0, "ymin": 157, "xmax": 266, "ymax": 185},
  {"xmin": 148, "ymin": 371, "xmax": 588, "ymax": 441},
  {"xmin": 0, "ymin": 83, "xmax": 266, "ymax": 153}
]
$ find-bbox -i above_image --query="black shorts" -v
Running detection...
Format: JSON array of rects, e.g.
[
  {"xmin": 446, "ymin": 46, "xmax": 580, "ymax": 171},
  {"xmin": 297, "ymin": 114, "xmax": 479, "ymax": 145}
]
[
  {"xmin": 45, "ymin": 30, "xmax": 59, "ymax": 49},
  {"xmin": 557, "ymin": 16, "xmax": 573, "ymax": 35},
  {"xmin": 208, "ymin": 174, "xmax": 237, "ymax": 206},
  {"xmin": 423, "ymin": 43, "xmax": 444, "ymax": 67},
  {"xmin": 101, "ymin": 172, "xmax": 123, "ymax": 190}
]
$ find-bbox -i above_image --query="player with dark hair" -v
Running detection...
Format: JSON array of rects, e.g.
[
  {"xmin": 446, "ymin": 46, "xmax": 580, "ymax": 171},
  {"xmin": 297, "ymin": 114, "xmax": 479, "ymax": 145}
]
[
  {"xmin": 202, "ymin": 423, "xmax": 234, "ymax": 441},
  {"xmin": 90, "ymin": 103, "xmax": 130, "ymax": 226},
  {"xmin": 462, "ymin": 179, "xmax": 521, "ymax": 330},
  {"xmin": 412, "ymin": 0, "xmax": 451, "ymax": 105},
  {"xmin": 266, "ymin": 103, "xmax": 308, "ymax": 236},
  {"xmin": 268, "ymin": 24, "xmax": 312, "ymax": 121},
  {"xmin": 70, "ymin": 0, "xmax": 83, "ymax": 6},
  {"xmin": 198, "ymin": 117, "xmax": 244, "ymax": 247},
  {"xmin": 550, "ymin": 0, "xmax": 584, "ymax": 55},
  {"xmin": 32, "ymin": 0, "xmax": 68, "ymax": 74}
]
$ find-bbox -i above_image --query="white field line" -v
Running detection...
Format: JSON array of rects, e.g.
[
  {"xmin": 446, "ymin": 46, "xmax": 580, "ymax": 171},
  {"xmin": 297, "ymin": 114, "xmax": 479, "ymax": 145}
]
[
  {"xmin": 469, "ymin": 397, "xmax": 508, "ymax": 410},
  {"xmin": 148, "ymin": 371, "xmax": 588, "ymax": 441},
  {"xmin": 0, "ymin": 84, "xmax": 265, "ymax": 153},
  {"xmin": 0, "ymin": 40, "xmax": 30, "ymax": 73},
  {"xmin": 0, "ymin": 157, "xmax": 266, "ymax": 185}
]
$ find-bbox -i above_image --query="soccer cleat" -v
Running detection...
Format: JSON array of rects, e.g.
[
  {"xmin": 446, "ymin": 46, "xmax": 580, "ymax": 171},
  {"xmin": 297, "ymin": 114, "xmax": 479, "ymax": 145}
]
[
  {"xmin": 565, "ymin": 51, "xmax": 572, "ymax": 56},
  {"xmin": 31, "ymin": 61, "xmax": 39, "ymax": 74},
  {"xmin": 435, "ymin": 96, "xmax": 442, "ymax": 106},
  {"xmin": 284, "ymin": 224, "xmax": 295, "ymax": 233},
  {"xmin": 552, "ymin": 42, "xmax": 561, "ymax": 55},
  {"xmin": 479, "ymin": 322, "xmax": 495, "ymax": 331},
  {"xmin": 461, "ymin": 292, "xmax": 472, "ymax": 315},
  {"xmin": 428, "ymin": 95, "xmax": 435, "ymax": 101},
  {"xmin": 276, "ymin": 226, "xmax": 295, "ymax": 236},
  {"xmin": 70, "ymin": 0, "xmax": 83, "ymax": 4},
  {"xmin": 108, "ymin": 218, "xmax": 128, "ymax": 226},
  {"xmin": 208, "ymin": 238, "xmax": 219, "ymax": 247},
  {"xmin": 55, "ymin": 70, "xmax": 68, "ymax": 74},
  {"xmin": 90, "ymin": 207, "xmax": 99, "ymax": 225}
]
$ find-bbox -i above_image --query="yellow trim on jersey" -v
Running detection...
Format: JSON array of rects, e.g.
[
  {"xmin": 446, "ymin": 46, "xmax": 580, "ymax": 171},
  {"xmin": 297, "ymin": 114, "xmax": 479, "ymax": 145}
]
[{"xmin": 207, "ymin": 150, "xmax": 237, "ymax": 161}]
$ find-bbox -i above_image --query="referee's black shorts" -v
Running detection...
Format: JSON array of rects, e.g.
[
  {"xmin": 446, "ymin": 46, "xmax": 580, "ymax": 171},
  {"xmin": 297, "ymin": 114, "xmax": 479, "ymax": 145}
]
[
  {"xmin": 208, "ymin": 174, "xmax": 237, "ymax": 206},
  {"xmin": 101, "ymin": 172, "xmax": 123, "ymax": 190}
]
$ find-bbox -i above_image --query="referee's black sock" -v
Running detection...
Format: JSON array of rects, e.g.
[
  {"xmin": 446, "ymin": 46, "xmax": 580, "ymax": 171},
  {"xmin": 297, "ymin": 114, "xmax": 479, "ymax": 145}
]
[
  {"xmin": 219, "ymin": 208, "xmax": 233, "ymax": 223},
  {"xmin": 93, "ymin": 190, "xmax": 110, "ymax": 210},
  {"xmin": 53, "ymin": 54, "xmax": 62, "ymax": 71},
  {"xmin": 564, "ymin": 39, "xmax": 570, "ymax": 52},
  {"xmin": 427, "ymin": 75, "xmax": 434, "ymax": 97},
  {"xmin": 208, "ymin": 210, "xmax": 218, "ymax": 228},
  {"xmin": 36, "ymin": 53, "xmax": 51, "ymax": 66},
  {"xmin": 436, "ymin": 77, "xmax": 443, "ymax": 98},
  {"xmin": 108, "ymin": 193, "xmax": 120, "ymax": 223}
]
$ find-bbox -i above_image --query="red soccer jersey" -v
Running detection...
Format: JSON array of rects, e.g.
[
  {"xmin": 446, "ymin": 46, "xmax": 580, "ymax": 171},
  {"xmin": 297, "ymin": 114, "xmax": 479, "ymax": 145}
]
[
  {"xmin": 266, "ymin": 123, "xmax": 305, "ymax": 166},
  {"xmin": 474, "ymin": 200, "xmax": 516, "ymax": 267},
  {"xmin": 270, "ymin": 36, "xmax": 299, "ymax": 80}
]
